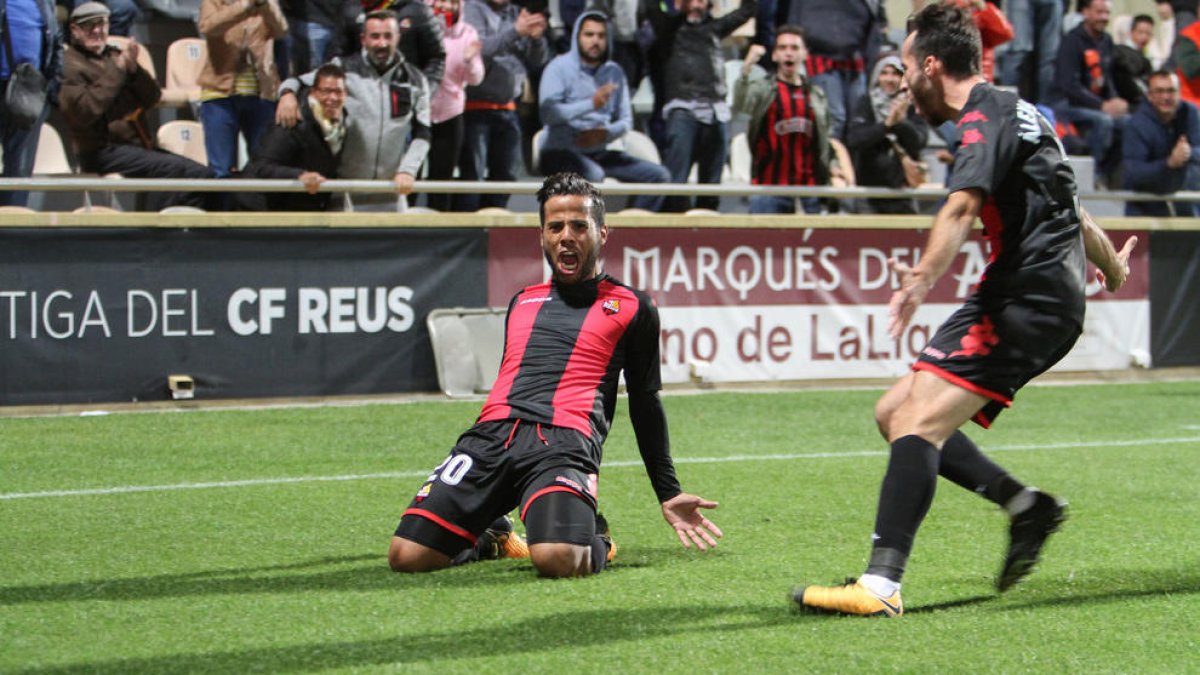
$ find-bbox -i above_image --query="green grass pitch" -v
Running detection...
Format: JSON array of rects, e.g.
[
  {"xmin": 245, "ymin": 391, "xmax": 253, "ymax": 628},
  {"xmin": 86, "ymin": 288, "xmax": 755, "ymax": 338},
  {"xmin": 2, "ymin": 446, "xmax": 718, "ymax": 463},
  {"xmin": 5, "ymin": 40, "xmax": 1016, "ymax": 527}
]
[{"xmin": 1, "ymin": 380, "xmax": 1198, "ymax": 673}]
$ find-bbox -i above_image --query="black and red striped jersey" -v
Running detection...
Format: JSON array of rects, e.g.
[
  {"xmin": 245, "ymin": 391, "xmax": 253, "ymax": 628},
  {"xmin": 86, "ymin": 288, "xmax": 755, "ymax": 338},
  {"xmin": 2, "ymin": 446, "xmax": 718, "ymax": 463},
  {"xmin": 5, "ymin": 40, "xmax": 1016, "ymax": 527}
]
[
  {"xmin": 751, "ymin": 79, "xmax": 817, "ymax": 186},
  {"xmin": 478, "ymin": 274, "xmax": 663, "ymax": 444},
  {"xmin": 947, "ymin": 83, "xmax": 1088, "ymax": 322}
]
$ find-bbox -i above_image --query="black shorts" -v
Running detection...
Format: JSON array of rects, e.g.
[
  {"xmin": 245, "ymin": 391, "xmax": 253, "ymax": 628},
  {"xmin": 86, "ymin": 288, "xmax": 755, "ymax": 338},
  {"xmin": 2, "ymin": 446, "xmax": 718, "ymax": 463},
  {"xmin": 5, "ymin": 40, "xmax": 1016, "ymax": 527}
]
[
  {"xmin": 914, "ymin": 296, "xmax": 1081, "ymax": 428},
  {"xmin": 393, "ymin": 419, "xmax": 601, "ymax": 557}
]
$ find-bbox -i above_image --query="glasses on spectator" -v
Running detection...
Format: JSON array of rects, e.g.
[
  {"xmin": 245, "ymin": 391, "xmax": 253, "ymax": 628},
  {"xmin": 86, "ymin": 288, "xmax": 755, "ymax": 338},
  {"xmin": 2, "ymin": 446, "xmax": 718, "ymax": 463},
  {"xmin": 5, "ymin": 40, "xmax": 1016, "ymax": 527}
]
[
  {"xmin": 75, "ymin": 19, "xmax": 109, "ymax": 31},
  {"xmin": 314, "ymin": 86, "xmax": 345, "ymax": 96},
  {"xmin": 1148, "ymin": 87, "xmax": 1178, "ymax": 96}
]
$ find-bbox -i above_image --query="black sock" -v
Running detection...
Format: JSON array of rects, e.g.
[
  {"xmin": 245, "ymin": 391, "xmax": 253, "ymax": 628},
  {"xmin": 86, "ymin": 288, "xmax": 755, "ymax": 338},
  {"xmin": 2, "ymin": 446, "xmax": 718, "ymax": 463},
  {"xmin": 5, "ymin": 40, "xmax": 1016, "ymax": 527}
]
[
  {"xmin": 939, "ymin": 430, "xmax": 1027, "ymax": 508},
  {"xmin": 449, "ymin": 545, "xmax": 479, "ymax": 567},
  {"xmin": 866, "ymin": 435, "xmax": 940, "ymax": 583},
  {"xmin": 588, "ymin": 535, "xmax": 609, "ymax": 574}
]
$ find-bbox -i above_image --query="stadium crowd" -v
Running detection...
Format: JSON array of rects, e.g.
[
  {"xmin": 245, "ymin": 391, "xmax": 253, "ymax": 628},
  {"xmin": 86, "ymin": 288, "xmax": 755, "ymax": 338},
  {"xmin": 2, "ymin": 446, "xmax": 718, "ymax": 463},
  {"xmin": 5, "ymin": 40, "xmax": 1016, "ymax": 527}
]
[{"xmin": 1, "ymin": 0, "xmax": 1197, "ymax": 213}]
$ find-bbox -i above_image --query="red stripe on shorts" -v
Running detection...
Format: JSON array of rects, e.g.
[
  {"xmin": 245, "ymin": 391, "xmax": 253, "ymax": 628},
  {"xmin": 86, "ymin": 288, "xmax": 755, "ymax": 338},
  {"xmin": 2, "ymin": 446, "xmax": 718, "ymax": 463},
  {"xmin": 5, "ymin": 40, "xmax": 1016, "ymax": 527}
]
[
  {"xmin": 913, "ymin": 361, "xmax": 1012, "ymax": 405},
  {"xmin": 403, "ymin": 507, "xmax": 476, "ymax": 544}
]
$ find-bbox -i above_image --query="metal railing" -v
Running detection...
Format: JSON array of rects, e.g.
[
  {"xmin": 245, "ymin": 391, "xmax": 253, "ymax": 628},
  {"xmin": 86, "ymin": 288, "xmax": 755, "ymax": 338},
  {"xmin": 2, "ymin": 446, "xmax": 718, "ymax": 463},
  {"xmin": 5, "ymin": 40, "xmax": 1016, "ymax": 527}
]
[{"xmin": 1, "ymin": 177, "xmax": 1197, "ymax": 204}]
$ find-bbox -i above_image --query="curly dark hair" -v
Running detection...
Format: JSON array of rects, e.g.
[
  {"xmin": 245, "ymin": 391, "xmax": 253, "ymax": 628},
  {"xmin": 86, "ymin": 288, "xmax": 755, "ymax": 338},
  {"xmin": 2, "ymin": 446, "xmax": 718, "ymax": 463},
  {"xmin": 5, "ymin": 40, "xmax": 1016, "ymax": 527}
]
[
  {"xmin": 536, "ymin": 172, "xmax": 606, "ymax": 226},
  {"xmin": 907, "ymin": 3, "xmax": 981, "ymax": 79}
]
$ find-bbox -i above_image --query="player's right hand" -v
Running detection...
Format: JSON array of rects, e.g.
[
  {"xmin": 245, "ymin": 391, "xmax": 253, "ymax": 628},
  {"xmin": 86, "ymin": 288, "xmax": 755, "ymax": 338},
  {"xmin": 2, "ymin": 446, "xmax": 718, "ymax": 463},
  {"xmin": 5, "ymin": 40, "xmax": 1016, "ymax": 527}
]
[
  {"xmin": 1096, "ymin": 235, "xmax": 1137, "ymax": 292},
  {"xmin": 887, "ymin": 258, "xmax": 932, "ymax": 339}
]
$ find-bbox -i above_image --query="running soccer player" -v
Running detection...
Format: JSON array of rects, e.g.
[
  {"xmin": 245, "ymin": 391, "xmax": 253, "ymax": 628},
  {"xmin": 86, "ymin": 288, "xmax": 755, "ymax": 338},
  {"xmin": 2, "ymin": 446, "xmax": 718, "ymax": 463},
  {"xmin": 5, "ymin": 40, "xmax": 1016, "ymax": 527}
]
[
  {"xmin": 388, "ymin": 172, "xmax": 723, "ymax": 577},
  {"xmin": 794, "ymin": 3, "xmax": 1137, "ymax": 616}
]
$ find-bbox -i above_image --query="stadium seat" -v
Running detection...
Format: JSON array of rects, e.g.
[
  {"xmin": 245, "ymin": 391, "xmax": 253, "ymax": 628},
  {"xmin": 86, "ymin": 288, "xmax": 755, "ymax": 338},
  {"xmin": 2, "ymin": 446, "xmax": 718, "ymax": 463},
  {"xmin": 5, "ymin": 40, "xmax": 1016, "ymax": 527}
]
[
  {"xmin": 829, "ymin": 138, "xmax": 856, "ymax": 188},
  {"xmin": 32, "ymin": 124, "xmax": 72, "ymax": 175},
  {"xmin": 724, "ymin": 59, "xmax": 765, "ymax": 108},
  {"xmin": 106, "ymin": 36, "xmax": 157, "ymax": 79},
  {"xmin": 160, "ymin": 38, "xmax": 206, "ymax": 108},
  {"xmin": 159, "ymin": 205, "xmax": 206, "ymax": 213},
  {"xmin": 73, "ymin": 205, "xmax": 122, "ymax": 212},
  {"xmin": 531, "ymin": 128, "xmax": 545, "ymax": 174},
  {"xmin": 426, "ymin": 307, "xmax": 506, "ymax": 396},
  {"xmin": 157, "ymin": 120, "xmax": 207, "ymax": 165},
  {"xmin": 729, "ymin": 132, "xmax": 751, "ymax": 183},
  {"xmin": 0, "ymin": 205, "xmax": 36, "ymax": 212},
  {"xmin": 615, "ymin": 129, "xmax": 661, "ymax": 164}
]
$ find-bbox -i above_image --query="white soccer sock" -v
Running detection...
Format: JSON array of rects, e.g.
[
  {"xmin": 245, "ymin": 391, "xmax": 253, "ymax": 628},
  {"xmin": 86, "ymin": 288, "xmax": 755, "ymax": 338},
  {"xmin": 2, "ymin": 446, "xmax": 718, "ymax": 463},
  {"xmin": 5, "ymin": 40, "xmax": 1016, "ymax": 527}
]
[
  {"xmin": 1004, "ymin": 487, "xmax": 1038, "ymax": 516},
  {"xmin": 859, "ymin": 573, "xmax": 900, "ymax": 597}
]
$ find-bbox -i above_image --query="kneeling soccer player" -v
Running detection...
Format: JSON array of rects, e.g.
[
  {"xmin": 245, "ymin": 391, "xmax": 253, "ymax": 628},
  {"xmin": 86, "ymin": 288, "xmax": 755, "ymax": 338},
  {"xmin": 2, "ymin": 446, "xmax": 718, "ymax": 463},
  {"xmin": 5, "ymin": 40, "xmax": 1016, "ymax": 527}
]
[{"xmin": 388, "ymin": 172, "xmax": 723, "ymax": 577}]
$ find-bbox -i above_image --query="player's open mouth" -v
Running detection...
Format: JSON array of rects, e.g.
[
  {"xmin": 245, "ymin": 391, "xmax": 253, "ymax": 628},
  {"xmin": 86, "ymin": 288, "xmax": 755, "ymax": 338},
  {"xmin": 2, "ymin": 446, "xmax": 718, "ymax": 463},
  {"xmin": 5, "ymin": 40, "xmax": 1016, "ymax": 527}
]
[{"xmin": 558, "ymin": 251, "xmax": 579, "ymax": 274}]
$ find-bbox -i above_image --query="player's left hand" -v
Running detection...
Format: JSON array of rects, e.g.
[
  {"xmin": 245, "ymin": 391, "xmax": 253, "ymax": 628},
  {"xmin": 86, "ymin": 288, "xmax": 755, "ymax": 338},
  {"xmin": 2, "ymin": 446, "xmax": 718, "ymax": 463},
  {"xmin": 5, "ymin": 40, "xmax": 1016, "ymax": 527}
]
[
  {"xmin": 1097, "ymin": 235, "xmax": 1138, "ymax": 292},
  {"xmin": 887, "ymin": 257, "xmax": 932, "ymax": 339},
  {"xmin": 661, "ymin": 492, "xmax": 723, "ymax": 550}
]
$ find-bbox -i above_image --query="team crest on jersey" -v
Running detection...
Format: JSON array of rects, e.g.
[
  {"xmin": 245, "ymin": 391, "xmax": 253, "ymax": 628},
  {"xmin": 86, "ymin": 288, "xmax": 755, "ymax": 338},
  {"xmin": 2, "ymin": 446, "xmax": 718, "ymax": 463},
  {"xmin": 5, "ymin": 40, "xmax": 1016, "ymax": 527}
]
[{"xmin": 602, "ymin": 298, "xmax": 621, "ymax": 315}]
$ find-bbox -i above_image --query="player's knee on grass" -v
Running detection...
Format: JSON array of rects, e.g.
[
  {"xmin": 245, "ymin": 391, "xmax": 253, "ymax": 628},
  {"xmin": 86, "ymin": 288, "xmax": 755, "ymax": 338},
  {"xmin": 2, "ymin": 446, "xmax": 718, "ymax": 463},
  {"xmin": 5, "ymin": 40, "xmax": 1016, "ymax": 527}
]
[
  {"xmin": 530, "ymin": 542, "xmax": 592, "ymax": 577},
  {"xmin": 388, "ymin": 536, "xmax": 453, "ymax": 573},
  {"xmin": 523, "ymin": 489, "xmax": 599, "ymax": 577}
]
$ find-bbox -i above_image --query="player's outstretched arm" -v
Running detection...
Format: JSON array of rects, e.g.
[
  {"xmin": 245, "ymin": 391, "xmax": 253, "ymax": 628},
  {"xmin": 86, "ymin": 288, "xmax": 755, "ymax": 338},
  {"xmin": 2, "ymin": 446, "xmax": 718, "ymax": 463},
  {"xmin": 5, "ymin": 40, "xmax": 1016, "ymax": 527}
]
[
  {"xmin": 888, "ymin": 188, "xmax": 982, "ymax": 338},
  {"xmin": 661, "ymin": 493, "xmax": 723, "ymax": 550},
  {"xmin": 1080, "ymin": 206, "xmax": 1137, "ymax": 292}
]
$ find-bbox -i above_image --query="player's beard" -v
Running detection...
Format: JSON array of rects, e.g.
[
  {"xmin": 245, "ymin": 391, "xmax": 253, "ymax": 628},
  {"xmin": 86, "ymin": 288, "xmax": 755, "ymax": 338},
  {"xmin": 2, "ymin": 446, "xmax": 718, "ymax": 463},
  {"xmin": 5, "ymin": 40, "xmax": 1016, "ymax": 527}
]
[
  {"xmin": 908, "ymin": 74, "xmax": 946, "ymax": 126},
  {"xmin": 544, "ymin": 246, "xmax": 599, "ymax": 284}
]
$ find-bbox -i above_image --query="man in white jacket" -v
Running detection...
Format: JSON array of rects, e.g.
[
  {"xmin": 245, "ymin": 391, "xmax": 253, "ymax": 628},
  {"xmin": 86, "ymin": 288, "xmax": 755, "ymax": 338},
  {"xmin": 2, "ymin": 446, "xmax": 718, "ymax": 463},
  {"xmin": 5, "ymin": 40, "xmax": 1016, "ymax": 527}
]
[{"xmin": 276, "ymin": 9, "xmax": 432, "ymax": 210}]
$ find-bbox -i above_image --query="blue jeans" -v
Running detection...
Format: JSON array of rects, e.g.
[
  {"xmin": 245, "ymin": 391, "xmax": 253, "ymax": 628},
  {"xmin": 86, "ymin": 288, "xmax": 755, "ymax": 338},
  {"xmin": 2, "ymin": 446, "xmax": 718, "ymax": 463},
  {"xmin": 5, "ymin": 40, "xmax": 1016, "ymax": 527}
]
[
  {"xmin": 0, "ymin": 101, "xmax": 50, "ymax": 207},
  {"xmin": 1054, "ymin": 105, "xmax": 1124, "ymax": 169},
  {"xmin": 200, "ymin": 95, "xmax": 275, "ymax": 178},
  {"xmin": 285, "ymin": 19, "xmax": 336, "ymax": 76},
  {"xmin": 749, "ymin": 195, "xmax": 822, "ymax": 214},
  {"xmin": 540, "ymin": 148, "xmax": 671, "ymax": 212},
  {"xmin": 810, "ymin": 69, "xmax": 865, "ymax": 141},
  {"xmin": 1000, "ymin": 0, "xmax": 1061, "ymax": 104},
  {"xmin": 455, "ymin": 108, "xmax": 521, "ymax": 211},
  {"xmin": 662, "ymin": 109, "xmax": 727, "ymax": 211}
]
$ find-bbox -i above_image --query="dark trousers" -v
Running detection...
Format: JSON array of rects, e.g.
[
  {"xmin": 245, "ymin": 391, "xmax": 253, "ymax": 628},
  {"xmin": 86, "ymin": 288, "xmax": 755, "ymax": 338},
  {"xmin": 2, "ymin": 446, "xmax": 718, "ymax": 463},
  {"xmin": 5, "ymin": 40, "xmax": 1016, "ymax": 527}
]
[
  {"xmin": 454, "ymin": 109, "xmax": 521, "ymax": 212},
  {"xmin": 424, "ymin": 115, "xmax": 464, "ymax": 212},
  {"xmin": 0, "ymin": 101, "xmax": 49, "ymax": 207},
  {"xmin": 81, "ymin": 144, "xmax": 216, "ymax": 211}
]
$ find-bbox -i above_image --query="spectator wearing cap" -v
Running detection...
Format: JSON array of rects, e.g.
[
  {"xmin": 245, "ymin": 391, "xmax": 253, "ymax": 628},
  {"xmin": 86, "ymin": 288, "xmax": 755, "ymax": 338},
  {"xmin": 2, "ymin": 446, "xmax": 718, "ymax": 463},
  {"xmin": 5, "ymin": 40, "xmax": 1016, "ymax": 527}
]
[
  {"xmin": 197, "ymin": 0, "xmax": 288, "ymax": 178},
  {"xmin": 66, "ymin": 0, "xmax": 140, "ymax": 37},
  {"xmin": 60, "ymin": 2, "xmax": 216, "ymax": 210},
  {"xmin": 0, "ymin": 0, "xmax": 62, "ymax": 207}
]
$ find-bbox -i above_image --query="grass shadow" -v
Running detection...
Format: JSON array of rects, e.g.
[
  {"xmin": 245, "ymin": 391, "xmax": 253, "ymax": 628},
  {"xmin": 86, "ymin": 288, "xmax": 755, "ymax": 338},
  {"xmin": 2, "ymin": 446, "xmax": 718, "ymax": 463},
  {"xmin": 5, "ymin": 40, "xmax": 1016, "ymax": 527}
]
[
  {"xmin": 0, "ymin": 553, "xmax": 550, "ymax": 606},
  {"xmin": 906, "ymin": 566, "xmax": 1200, "ymax": 615},
  {"xmin": 15, "ymin": 604, "xmax": 794, "ymax": 674}
]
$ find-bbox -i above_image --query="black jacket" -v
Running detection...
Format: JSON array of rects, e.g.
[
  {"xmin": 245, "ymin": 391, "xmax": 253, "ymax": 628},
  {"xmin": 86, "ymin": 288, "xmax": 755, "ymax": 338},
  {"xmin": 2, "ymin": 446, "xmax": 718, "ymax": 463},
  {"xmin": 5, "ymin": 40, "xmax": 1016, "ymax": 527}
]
[
  {"xmin": 647, "ymin": 0, "xmax": 757, "ymax": 103},
  {"xmin": 242, "ymin": 95, "xmax": 342, "ymax": 211},
  {"xmin": 845, "ymin": 88, "xmax": 928, "ymax": 213}
]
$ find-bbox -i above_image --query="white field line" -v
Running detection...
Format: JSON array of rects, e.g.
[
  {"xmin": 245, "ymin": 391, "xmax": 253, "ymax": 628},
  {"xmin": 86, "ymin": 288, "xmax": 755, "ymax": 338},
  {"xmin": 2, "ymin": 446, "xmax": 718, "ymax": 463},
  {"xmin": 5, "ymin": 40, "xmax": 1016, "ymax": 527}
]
[{"xmin": 2, "ymin": 435, "xmax": 1197, "ymax": 502}]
